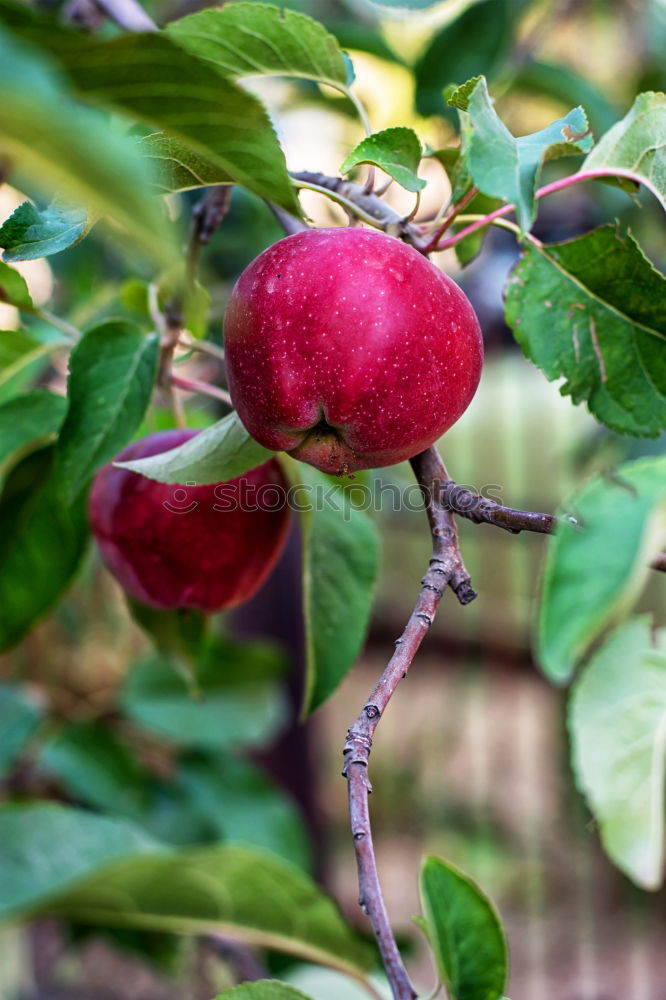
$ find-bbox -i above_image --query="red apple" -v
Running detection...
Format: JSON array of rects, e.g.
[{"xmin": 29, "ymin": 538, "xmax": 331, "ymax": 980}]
[
  {"xmin": 89, "ymin": 431, "xmax": 290, "ymax": 611},
  {"xmin": 224, "ymin": 227, "xmax": 483, "ymax": 475}
]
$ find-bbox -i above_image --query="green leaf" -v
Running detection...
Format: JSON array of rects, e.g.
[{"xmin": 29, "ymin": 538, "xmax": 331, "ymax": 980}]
[
  {"xmin": 569, "ymin": 617, "xmax": 666, "ymax": 889},
  {"xmin": 0, "ymin": 329, "xmax": 62, "ymax": 387},
  {"xmin": 0, "ymin": 200, "xmax": 90, "ymax": 262},
  {"xmin": 156, "ymin": 2, "xmax": 355, "ymax": 197},
  {"xmin": 126, "ymin": 600, "xmax": 208, "ymax": 691},
  {"xmin": 1, "ymin": 4, "xmax": 300, "ymax": 215},
  {"xmin": 166, "ymin": 3, "xmax": 349, "ymax": 91},
  {"xmin": 340, "ymin": 127, "xmax": 425, "ymax": 193},
  {"xmin": 504, "ymin": 226, "xmax": 666, "ymax": 436},
  {"xmin": 420, "ymin": 855, "xmax": 508, "ymax": 1000},
  {"xmin": 414, "ymin": 1, "xmax": 518, "ymax": 119},
  {"xmin": 137, "ymin": 134, "xmax": 233, "ymax": 194},
  {"xmin": 178, "ymin": 754, "xmax": 311, "ymax": 869},
  {"xmin": 57, "ymin": 320, "xmax": 159, "ymax": 501},
  {"xmin": 0, "ymin": 685, "xmax": 44, "ymax": 778},
  {"xmin": 213, "ymin": 983, "xmax": 316, "ymax": 1000},
  {"xmin": 582, "ymin": 91, "xmax": 666, "ymax": 210},
  {"xmin": 537, "ymin": 455, "xmax": 666, "ymax": 684},
  {"xmin": 0, "ymin": 23, "xmax": 175, "ymax": 269},
  {"xmin": 39, "ymin": 721, "xmax": 149, "ymax": 817},
  {"xmin": 0, "ymin": 802, "xmax": 161, "ymax": 916},
  {"xmin": 0, "ymin": 447, "xmax": 89, "ymax": 652},
  {"xmin": 461, "ymin": 77, "xmax": 592, "ymax": 230},
  {"xmin": 446, "ymin": 76, "xmax": 484, "ymax": 113},
  {"xmin": 116, "ymin": 411, "xmax": 274, "ymax": 486},
  {"xmin": 0, "ymin": 389, "xmax": 67, "ymax": 479},
  {"xmin": 0, "ymin": 261, "xmax": 34, "ymax": 311},
  {"xmin": 0, "ymin": 806, "xmax": 371, "ymax": 979},
  {"xmin": 297, "ymin": 466, "xmax": 379, "ymax": 714},
  {"xmin": 121, "ymin": 648, "xmax": 288, "ymax": 751},
  {"xmin": 285, "ymin": 967, "xmax": 391, "ymax": 1000},
  {"xmin": 47, "ymin": 722, "xmax": 310, "ymax": 865}
]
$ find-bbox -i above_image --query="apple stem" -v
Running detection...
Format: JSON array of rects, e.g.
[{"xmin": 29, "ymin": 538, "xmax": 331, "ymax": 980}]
[{"xmin": 343, "ymin": 446, "xmax": 476, "ymax": 1000}]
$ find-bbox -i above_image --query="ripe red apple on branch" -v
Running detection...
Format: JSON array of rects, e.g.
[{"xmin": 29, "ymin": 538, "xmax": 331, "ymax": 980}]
[
  {"xmin": 89, "ymin": 430, "xmax": 290, "ymax": 611},
  {"xmin": 224, "ymin": 228, "xmax": 483, "ymax": 476}
]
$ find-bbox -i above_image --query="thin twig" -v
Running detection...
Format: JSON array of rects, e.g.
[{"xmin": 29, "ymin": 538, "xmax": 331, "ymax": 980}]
[
  {"xmin": 292, "ymin": 176, "xmax": 386, "ymax": 229},
  {"xmin": 289, "ymin": 172, "xmax": 430, "ymax": 252},
  {"xmin": 178, "ymin": 334, "xmax": 226, "ymax": 362},
  {"xmin": 163, "ymin": 382, "xmax": 186, "ymax": 429},
  {"xmin": 287, "ymin": 163, "xmax": 661, "ymax": 257},
  {"xmin": 432, "ymin": 203, "xmax": 514, "ymax": 252},
  {"xmin": 437, "ymin": 478, "xmax": 561, "ymax": 535},
  {"xmin": 152, "ymin": 188, "xmax": 233, "ymax": 400},
  {"xmin": 438, "ymin": 471, "xmax": 666, "ymax": 578},
  {"xmin": 346, "ymin": 90, "xmax": 376, "ymax": 195},
  {"xmin": 422, "ymin": 186, "xmax": 479, "ymax": 252},
  {"xmin": 187, "ymin": 186, "xmax": 233, "ymax": 285},
  {"xmin": 171, "ymin": 373, "xmax": 232, "ymax": 407},
  {"xmin": 34, "ymin": 308, "xmax": 81, "ymax": 342},
  {"xmin": 342, "ymin": 446, "xmax": 476, "ymax": 1000},
  {"xmin": 430, "ymin": 165, "xmax": 661, "ymax": 253},
  {"xmin": 93, "ymin": 0, "xmax": 157, "ymax": 30},
  {"xmin": 62, "ymin": 0, "xmax": 105, "ymax": 30}
]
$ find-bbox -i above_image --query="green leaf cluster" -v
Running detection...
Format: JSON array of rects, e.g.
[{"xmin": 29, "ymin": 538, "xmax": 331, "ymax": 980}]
[{"xmin": 537, "ymin": 455, "xmax": 666, "ymax": 888}]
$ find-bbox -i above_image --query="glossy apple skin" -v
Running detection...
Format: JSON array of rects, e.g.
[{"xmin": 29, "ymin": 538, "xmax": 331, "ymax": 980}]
[
  {"xmin": 224, "ymin": 228, "xmax": 483, "ymax": 475},
  {"xmin": 89, "ymin": 431, "xmax": 290, "ymax": 612}
]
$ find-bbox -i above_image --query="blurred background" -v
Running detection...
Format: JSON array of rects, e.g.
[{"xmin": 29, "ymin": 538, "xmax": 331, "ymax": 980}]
[{"xmin": 2, "ymin": 0, "xmax": 666, "ymax": 997}]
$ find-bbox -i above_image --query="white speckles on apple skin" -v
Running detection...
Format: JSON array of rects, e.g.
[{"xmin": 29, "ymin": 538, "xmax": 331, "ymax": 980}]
[{"xmin": 224, "ymin": 228, "xmax": 483, "ymax": 475}]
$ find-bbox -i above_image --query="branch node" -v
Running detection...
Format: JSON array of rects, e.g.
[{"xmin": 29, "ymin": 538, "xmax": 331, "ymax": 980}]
[
  {"xmin": 452, "ymin": 579, "xmax": 478, "ymax": 605},
  {"xmin": 364, "ymin": 703, "xmax": 381, "ymax": 720},
  {"xmin": 436, "ymin": 476, "xmax": 558, "ymax": 535},
  {"xmin": 415, "ymin": 612, "xmax": 433, "ymax": 627}
]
